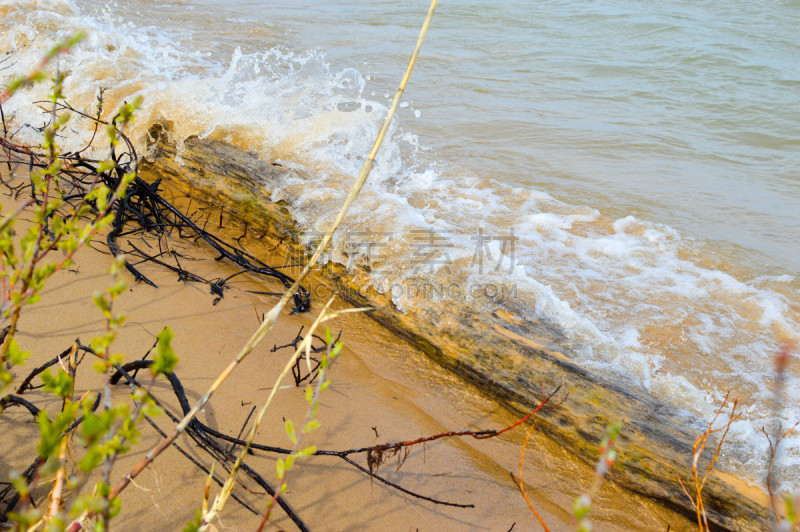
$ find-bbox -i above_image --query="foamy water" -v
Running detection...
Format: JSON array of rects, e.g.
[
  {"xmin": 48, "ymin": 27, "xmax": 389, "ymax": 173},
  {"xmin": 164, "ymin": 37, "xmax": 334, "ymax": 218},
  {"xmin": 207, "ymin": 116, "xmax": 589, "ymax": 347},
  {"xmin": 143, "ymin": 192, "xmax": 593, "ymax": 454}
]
[{"xmin": 2, "ymin": 0, "xmax": 799, "ymax": 489}]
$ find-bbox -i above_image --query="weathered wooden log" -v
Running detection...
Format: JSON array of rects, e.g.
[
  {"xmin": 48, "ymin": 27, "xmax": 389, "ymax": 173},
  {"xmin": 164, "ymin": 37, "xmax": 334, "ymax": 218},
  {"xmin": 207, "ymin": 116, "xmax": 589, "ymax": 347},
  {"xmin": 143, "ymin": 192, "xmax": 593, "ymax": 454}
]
[{"xmin": 139, "ymin": 121, "xmax": 772, "ymax": 531}]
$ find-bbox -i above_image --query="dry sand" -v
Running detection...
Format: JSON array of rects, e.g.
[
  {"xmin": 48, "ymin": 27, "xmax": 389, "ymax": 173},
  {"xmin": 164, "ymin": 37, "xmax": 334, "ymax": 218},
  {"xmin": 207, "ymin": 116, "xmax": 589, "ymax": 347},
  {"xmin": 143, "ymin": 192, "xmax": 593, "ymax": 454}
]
[{"xmin": 0, "ymin": 162, "xmax": 696, "ymax": 530}]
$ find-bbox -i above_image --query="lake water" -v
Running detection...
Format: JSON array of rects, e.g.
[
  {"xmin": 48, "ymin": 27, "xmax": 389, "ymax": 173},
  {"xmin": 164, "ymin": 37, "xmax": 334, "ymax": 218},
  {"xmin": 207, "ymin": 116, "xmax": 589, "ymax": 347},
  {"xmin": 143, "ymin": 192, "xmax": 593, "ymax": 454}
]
[{"xmin": 2, "ymin": 0, "xmax": 799, "ymax": 490}]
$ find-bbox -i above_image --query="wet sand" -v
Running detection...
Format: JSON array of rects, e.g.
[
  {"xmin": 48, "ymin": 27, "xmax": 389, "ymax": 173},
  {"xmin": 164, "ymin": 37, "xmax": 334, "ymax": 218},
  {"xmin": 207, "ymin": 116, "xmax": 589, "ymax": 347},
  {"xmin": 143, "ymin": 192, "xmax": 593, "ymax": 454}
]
[{"xmin": 0, "ymin": 162, "xmax": 700, "ymax": 530}]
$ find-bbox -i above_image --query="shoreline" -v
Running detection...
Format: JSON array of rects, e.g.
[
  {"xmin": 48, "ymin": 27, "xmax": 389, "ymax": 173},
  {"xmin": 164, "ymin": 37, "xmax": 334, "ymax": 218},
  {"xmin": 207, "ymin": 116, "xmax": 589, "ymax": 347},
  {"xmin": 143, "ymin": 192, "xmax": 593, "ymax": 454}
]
[
  {"xmin": 0, "ymin": 161, "xmax": 697, "ymax": 529},
  {"xmin": 140, "ymin": 122, "xmax": 776, "ymax": 528}
]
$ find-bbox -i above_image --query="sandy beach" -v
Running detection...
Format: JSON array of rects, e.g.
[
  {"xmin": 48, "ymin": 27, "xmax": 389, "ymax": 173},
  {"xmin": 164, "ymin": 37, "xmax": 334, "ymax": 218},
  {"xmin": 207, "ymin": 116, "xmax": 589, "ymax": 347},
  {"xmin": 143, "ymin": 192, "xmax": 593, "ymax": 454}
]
[{"xmin": 0, "ymin": 159, "xmax": 702, "ymax": 530}]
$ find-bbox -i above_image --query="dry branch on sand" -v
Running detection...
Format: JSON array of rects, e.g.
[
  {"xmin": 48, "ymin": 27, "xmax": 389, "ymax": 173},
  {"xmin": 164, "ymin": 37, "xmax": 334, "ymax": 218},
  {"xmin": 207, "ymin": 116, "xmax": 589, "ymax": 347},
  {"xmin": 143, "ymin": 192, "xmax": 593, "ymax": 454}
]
[{"xmin": 1, "ymin": 336, "xmax": 557, "ymax": 529}]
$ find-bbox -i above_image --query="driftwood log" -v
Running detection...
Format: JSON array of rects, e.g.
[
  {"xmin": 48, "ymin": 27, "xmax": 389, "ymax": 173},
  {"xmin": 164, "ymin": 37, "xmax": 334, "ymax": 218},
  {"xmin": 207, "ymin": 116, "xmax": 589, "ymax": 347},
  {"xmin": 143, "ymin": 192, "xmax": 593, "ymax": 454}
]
[{"xmin": 140, "ymin": 121, "xmax": 771, "ymax": 531}]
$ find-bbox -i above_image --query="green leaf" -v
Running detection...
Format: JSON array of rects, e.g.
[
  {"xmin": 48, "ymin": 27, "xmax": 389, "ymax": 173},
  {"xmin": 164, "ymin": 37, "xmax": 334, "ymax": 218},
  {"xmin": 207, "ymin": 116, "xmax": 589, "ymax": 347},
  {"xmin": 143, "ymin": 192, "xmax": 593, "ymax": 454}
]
[
  {"xmin": 79, "ymin": 404, "xmax": 119, "ymax": 449},
  {"xmin": 6, "ymin": 508, "xmax": 42, "ymax": 529},
  {"xmin": 607, "ymin": 421, "xmax": 622, "ymax": 440},
  {"xmin": 109, "ymin": 255, "xmax": 126, "ymax": 277},
  {"xmin": 66, "ymin": 31, "xmax": 86, "ymax": 49},
  {"xmin": 93, "ymin": 291, "xmax": 110, "ymax": 317},
  {"xmin": 9, "ymin": 471, "xmax": 29, "ymax": 497},
  {"xmin": 106, "ymin": 123, "xmax": 118, "ymax": 146},
  {"xmin": 40, "ymin": 454, "xmax": 63, "ymax": 477},
  {"xmin": 81, "ymin": 412, "xmax": 106, "ymax": 441},
  {"xmin": 7, "ymin": 75, "xmax": 27, "ymax": 93},
  {"xmin": 96, "ymin": 481, "xmax": 111, "ymax": 498},
  {"xmin": 30, "ymin": 170, "xmax": 44, "ymax": 191},
  {"xmin": 304, "ymin": 420, "xmax": 321, "ymax": 433},
  {"xmin": 606, "ymin": 449, "xmax": 617, "ymax": 464},
  {"xmin": 60, "ymin": 234, "xmax": 79, "ymax": 253},
  {"xmin": 182, "ymin": 510, "xmax": 203, "ymax": 532},
  {"xmin": 41, "ymin": 368, "xmax": 73, "ymax": 398},
  {"xmin": 151, "ymin": 326, "xmax": 178, "ymax": 375},
  {"xmin": 46, "ymin": 31, "xmax": 85, "ymax": 59},
  {"xmin": 36, "ymin": 405, "xmax": 77, "ymax": 458},
  {"xmin": 573, "ymin": 494, "xmax": 591, "ymax": 521},
  {"xmin": 331, "ymin": 341, "xmax": 343, "ymax": 358},
  {"xmin": 44, "ymin": 160, "xmax": 62, "ymax": 177},
  {"xmin": 78, "ymin": 447, "xmax": 103, "ymax": 473},
  {"xmin": 95, "ymin": 185, "xmax": 110, "ymax": 212},
  {"xmin": 69, "ymin": 493, "xmax": 104, "ymax": 518},
  {"xmin": 89, "ymin": 331, "xmax": 115, "ymax": 357},
  {"xmin": 0, "ymin": 368, "xmax": 14, "ymax": 392},
  {"xmin": 304, "ymin": 385, "xmax": 313, "ymax": 404},
  {"xmin": 276, "ymin": 458, "xmax": 285, "ymax": 480},
  {"xmin": 296, "ymin": 445, "xmax": 317, "ymax": 458},
  {"xmin": 285, "ymin": 419, "xmax": 297, "ymax": 444},
  {"xmin": 118, "ymin": 417, "xmax": 140, "ymax": 444},
  {"xmin": 110, "ymin": 312, "xmax": 127, "ymax": 328},
  {"xmin": 7, "ymin": 338, "xmax": 31, "ymax": 366},
  {"xmin": 141, "ymin": 403, "xmax": 163, "ymax": 419},
  {"xmin": 108, "ymin": 495, "xmax": 122, "ymax": 519},
  {"xmin": 55, "ymin": 111, "xmax": 71, "ymax": 128},
  {"xmin": 96, "ymin": 160, "xmax": 116, "ymax": 173}
]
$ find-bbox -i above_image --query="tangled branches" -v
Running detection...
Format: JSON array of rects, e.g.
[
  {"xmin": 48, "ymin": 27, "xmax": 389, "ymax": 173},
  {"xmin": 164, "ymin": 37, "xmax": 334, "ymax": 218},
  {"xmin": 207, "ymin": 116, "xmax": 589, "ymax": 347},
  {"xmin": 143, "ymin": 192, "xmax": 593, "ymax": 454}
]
[
  {"xmin": 1, "ymin": 339, "xmax": 559, "ymax": 529},
  {"xmin": 1, "ymin": 97, "xmax": 309, "ymax": 314}
]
